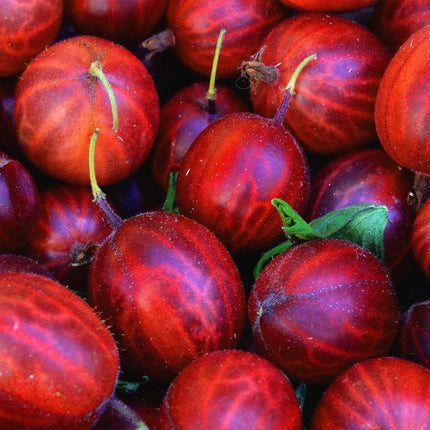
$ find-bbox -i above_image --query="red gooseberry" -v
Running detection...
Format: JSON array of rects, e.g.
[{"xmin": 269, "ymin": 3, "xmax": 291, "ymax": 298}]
[
  {"xmin": 248, "ymin": 238, "xmax": 399, "ymax": 384},
  {"xmin": 14, "ymin": 35, "xmax": 160, "ymax": 186}
]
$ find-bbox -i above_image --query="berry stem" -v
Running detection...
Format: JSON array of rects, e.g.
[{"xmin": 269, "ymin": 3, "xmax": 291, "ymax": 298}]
[
  {"xmin": 206, "ymin": 29, "xmax": 226, "ymax": 114},
  {"xmin": 108, "ymin": 396, "xmax": 149, "ymax": 430},
  {"xmin": 273, "ymin": 54, "xmax": 317, "ymax": 125},
  {"xmin": 89, "ymin": 61, "xmax": 119, "ymax": 132},
  {"xmin": 163, "ymin": 172, "xmax": 180, "ymax": 214},
  {"xmin": 89, "ymin": 128, "xmax": 123, "ymax": 230}
]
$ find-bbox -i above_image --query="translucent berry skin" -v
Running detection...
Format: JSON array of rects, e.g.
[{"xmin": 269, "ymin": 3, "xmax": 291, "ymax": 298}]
[
  {"xmin": 399, "ymin": 300, "xmax": 430, "ymax": 369},
  {"xmin": 24, "ymin": 184, "xmax": 113, "ymax": 292},
  {"xmin": 166, "ymin": 0, "xmax": 289, "ymax": 78},
  {"xmin": 0, "ymin": 254, "xmax": 54, "ymax": 278},
  {"xmin": 306, "ymin": 148, "xmax": 415, "ymax": 271},
  {"xmin": 14, "ymin": 35, "xmax": 160, "ymax": 186},
  {"xmin": 158, "ymin": 350, "xmax": 302, "ymax": 430},
  {"xmin": 176, "ymin": 112, "xmax": 310, "ymax": 255},
  {"xmin": 250, "ymin": 13, "xmax": 390, "ymax": 155},
  {"xmin": 0, "ymin": 0, "xmax": 63, "ymax": 76},
  {"xmin": 311, "ymin": 357, "xmax": 430, "ymax": 430},
  {"xmin": 88, "ymin": 211, "xmax": 246, "ymax": 384},
  {"xmin": 373, "ymin": 0, "xmax": 430, "ymax": 54},
  {"xmin": 0, "ymin": 152, "xmax": 40, "ymax": 253},
  {"xmin": 248, "ymin": 239, "xmax": 400, "ymax": 385},
  {"xmin": 64, "ymin": 0, "xmax": 168, "ymax": 47},
  {"xmin": 0, "ymin": 272, "xmax": 119, "ymax": 429},
  {"xmin": 151, "ymin": 82, "xmax": 248, "ymax": 191},
  {"xmin": 375, "ymin": 25, "xmax": 430, "ymax": 176},
  {"xmin": 276, "ymin": 0, "xmax": 375, "ymax": 11}
]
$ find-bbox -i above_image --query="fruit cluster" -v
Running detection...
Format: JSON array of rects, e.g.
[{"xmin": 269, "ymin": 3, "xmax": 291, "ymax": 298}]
[{"xmin": 1, "ymin": 1, "xmax": 430, "ymax": 429}]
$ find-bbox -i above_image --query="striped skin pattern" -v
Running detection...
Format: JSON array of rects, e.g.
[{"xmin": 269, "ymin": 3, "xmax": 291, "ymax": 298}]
[
  {"xmin": 305, "ymin": 148, "xmax": 415, "ymax": 271},
  {"xmin": 376, "ymin": 25, "xmax": 430, "ymax": 176},
  {"xmin": 250, "ymin": 13, "xmax": 390, "ymax": 155},
  {"xmin": 412, "ymin": 198, "xmax": 430, "ymax": 280},
  {"xmin": 151, "ymin": 82, "xmax": 249, "ymax": 191},
  {"xmin": 0, "ymin": 254, "xmax": 54, "ymax": 278},
  {"xmin": 0, "ymin": 0, "xmax": 63, "ymax": 77},
  {"xmin": 312, "ymin": 357, "xmax": 430, "ymax": 429},
  {"xmin": 24, "ymin": 184, "xmax": 113, "ymax": 292},
  {"xmin": 374, "ymin": 0, "xmax": 430, "ymax": 54},
  {"xmin": 88, "ymin": 211, "xmax": 246, "ymax": 384},
  {"xmin": 248, "ymin": 239, "xmax": 400, "ymax": 385},
  {"xmin": 14, "ymin": 35, "xmax": 160, "ymax": 186},
  {"xmin": 176, "ymin": 112, "xmax": 310, "ymax": 255},
  {"xmin": 167, "ymin": 0, "xmax": 288, "ymax": 78},
  {"xmin": 277, "ymin": 0, "xmax": 375, "ymax": 11},
  {"xmin": 399, "ymin": 300, "xmax": 430, "ymax": 369},
  {"xmin": 158, "ymin": 350, "xmax": 302, "ymax": 430},
  {"xmin": 0, "ymin": 272, "xmax": 119, "ymax": 429},
  {"xmin": 0, "ymin": 152, "xmax": 40, "ymax": 253},
  {"xmin": 64, "ymin": 0, "xmax": 168, "ymax": 47}
]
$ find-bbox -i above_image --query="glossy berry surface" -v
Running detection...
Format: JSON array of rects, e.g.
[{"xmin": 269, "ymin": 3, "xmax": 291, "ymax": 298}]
[
  {"xmin": 0, "ymin": 152, "xmax": 40, "ymax": 253},
  {"xmin": 373, "ymin": 0, "xmax": 430, "ymax": 54},
  {"xmin": 158, "ymin": 350, "xmax": 302, "ymax": 430},
  {"xmin": 25, "ymin": 184, "xmax": 113, "ymax": 291},
  {"xmin": 151, "ymin": 82, "xmax": 248, "ymax": 191},
  {"xmin": 399, "ymin": 300, "xmax": 430, "ymax": 369},
  {"xmin": 166, "ymin": 0, "xmax": 288, "ymax": 78},
  {"xmin": 311, "ymin": 357, "xmax": 430, "ymax": 429},
  {"xmin": 249, "ymin": 13, "xmax": 390, "ymax": 155},
  {"xmin": 248, "ymin": 239, "xmax": 399, "ymax": 384},
  {"xmin": 88, "ymin": 211, "xmax": 246, "ymax": 384},
  {"xmin": 0, "ymin": 272, "xmax": 119, "ymax": 429},
  {"xmin": 412, "ymin": 197, "xmax": 430, "ymax": 280},
  {"xmin": 176, "ymin": 112, "xmax": 310, "ymax": 254},
  {"xmin": 14, "ymin": 35, "xmax": 160, "ymax": 186},
  {"xmin": 64, "ymin": 0, "xmax": 168, "ymax": 47},
  {"xmin": 306, "ymin": 148, "xmax": 415, "ymax": 270},
  {"xmin": 375, "ymin": 25, "xmax": 430, "ymax": 175},
  {"xmin": 0, "ymin": 0, "xmax": 63, "ymax": 76},
  {"xmin": 276, "ymin": 0, "xmax": 375, "ymax": 11},
  {"xmin": 0, "ymin": 254, "xmax": 54, "ymax": 278}
]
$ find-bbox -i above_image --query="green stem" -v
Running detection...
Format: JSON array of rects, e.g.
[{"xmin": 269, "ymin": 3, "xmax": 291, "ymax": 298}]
[
  {"xmin": 163, "ymin": 172, "xmax": 180, "ymax": 214},
  {"xmin": 206, "ymin": 29, "xmax": 226, "ymax": 113},
  {"xmin": 286, "ymin": 54, "xmax": 317, "ymax": 95},
  {"xmin": 254, "ymin": 239, "xmax": 293, "ymax": 280},
  {"xmin": 89, "ymin": 128, "xmax": 104, "ymax": 202},
  {"xmin": 273, "ymin": 53, "xmax": 317, "ymax": 124},
  {"xmin": 89, "ymin": 61, "xmax": 118, "ymax": 132},
  {"xmin": 88, "ymin": 128, "xmax": 123, "ymax": 230}
]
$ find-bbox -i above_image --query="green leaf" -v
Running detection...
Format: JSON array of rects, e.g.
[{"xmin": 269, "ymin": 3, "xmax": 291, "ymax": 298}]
[
  {"xmin": 254, "ymin": 199, "xmax": 389, "ymax": 279},
  {"xmin": 295, "ymin": 382, "xmax": 307, "ymax": 412},
  {"xmin": 309, "ymin": 204, "xmax": 389, "ymax": 262}
]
